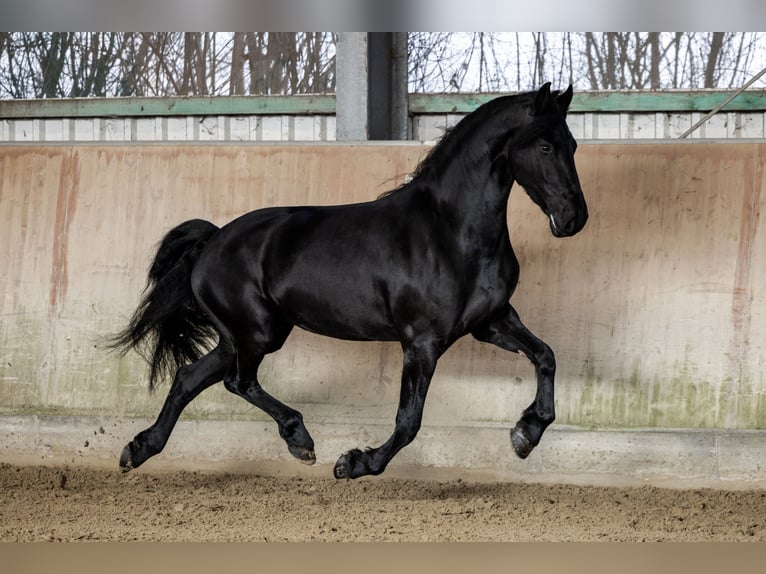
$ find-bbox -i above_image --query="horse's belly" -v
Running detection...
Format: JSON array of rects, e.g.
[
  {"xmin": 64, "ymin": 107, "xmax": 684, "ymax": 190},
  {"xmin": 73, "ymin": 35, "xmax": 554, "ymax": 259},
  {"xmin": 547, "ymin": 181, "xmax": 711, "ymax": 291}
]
[
  {"xmin": 272, "ymin": 279, "xmax": 399, "ymax": 342},
  {"xmin": 288, "ymin": 301, "xmax": 399, "ymax": 342}
]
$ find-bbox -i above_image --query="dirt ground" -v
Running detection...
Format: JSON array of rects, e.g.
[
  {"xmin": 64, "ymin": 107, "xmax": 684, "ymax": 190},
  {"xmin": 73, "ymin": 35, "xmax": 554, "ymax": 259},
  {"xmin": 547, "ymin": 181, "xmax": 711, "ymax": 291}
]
[{"xmin": 1, "ymin": 459, "xmax": 765, "ymax": 542}]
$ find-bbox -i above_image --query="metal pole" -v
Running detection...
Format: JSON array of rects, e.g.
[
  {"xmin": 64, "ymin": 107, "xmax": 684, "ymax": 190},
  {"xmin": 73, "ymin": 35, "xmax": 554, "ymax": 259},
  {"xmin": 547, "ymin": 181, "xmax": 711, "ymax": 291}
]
[
  {"xmin": 679, "ymin": 66, "xmax": 766, "ymax": 139},
  {"xmin": 336, "ymin": 33, "xmax": 368, "ymax": 141},
  {"xmin": 390, "ymin": 32, "xmax": 410, "ymax": 140},
  {"xmin": 367, "ymin": 32, "xmax": 409, "ymax": 140}
]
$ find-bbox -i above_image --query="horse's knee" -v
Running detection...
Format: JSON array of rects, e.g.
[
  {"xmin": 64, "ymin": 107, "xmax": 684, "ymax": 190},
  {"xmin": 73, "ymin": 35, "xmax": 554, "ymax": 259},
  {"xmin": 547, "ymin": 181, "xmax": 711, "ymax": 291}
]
[{"xmin": 532, "ymin": 343, "xmax": 556, "ymax": 373}]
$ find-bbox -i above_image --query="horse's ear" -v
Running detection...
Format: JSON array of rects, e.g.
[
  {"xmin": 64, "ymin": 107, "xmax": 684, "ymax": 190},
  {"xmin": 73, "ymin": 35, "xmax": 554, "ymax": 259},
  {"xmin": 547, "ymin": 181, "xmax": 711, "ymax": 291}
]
[
  {"xmin": 534, "ymin": 82, "xmax": 553, "ymax": 115},
  {"xmin": 558, "ymin": 84, "xmax": 573, "ymax": 114}
]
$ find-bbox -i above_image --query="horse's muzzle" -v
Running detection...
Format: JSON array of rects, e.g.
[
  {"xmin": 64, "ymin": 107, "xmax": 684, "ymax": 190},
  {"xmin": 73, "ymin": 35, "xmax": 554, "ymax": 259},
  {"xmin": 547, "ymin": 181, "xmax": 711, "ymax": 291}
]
[{"xmin": 550, "ymin": 208, "xmax": 588, "ymax": 237}]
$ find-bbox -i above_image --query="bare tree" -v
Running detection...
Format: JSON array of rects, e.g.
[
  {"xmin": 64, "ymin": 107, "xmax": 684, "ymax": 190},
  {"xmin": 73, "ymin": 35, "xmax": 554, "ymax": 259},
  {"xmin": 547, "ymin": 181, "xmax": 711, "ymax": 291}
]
[
  {"xmin": 181, "ymin": 32, "xmax": 208, "ymax": 95},
  {"xmin": 648, "ymin": 32, "xmax": 661, "ymax": 89},
  {"xmin": 704, "ymin": 32, "xmax": 726, "ymax": 88},
  {"xmin": 229, "ymin": 33, "xmax": 246, "ymax": 96},
  {"xmin": 571, "ymin": 32, "xmax": 766, "ymax": 91},
  {"xmin": 1, "ymin": 32, "xmax": 765, "ymax": 99},
  {"xmin": 0, "ymin": 32, "xmax": 337, "ymax": 98}
]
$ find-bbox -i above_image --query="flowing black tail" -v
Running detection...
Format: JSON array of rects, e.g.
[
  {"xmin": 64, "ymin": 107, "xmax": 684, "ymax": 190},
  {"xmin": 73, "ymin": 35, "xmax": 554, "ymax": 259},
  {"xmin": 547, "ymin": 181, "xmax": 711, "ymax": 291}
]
[{"xmin": 109, "ymin": 219, "xmax": 220, "ymax": 391}]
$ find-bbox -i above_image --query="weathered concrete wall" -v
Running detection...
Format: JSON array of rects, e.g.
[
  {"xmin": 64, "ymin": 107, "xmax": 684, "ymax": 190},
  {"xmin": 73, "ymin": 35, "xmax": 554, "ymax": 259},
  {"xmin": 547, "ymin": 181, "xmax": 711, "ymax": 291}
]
[{"xmin": 1, "ymin": 142, "xmax": 764, "ymax": 482}]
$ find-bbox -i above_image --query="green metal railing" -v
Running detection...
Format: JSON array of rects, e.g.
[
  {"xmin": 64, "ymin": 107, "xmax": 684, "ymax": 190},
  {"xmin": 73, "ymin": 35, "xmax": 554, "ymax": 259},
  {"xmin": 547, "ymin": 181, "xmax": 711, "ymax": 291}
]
[
  {"xmin": 0, "ymin": 95, "xmax": 336, "ymax": 119},
  {"xmin": 409, "ymin": 90, "xmax": 766, "ymax": 114},
  {"xmin": 2, "ymin": 91, "xmax": 766, "ymax": 119}
]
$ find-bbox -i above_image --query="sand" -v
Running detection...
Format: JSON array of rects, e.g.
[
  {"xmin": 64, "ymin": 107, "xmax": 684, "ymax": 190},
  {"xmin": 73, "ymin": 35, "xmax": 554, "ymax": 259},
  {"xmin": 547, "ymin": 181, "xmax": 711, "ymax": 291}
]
[{"xmin": 2, "ymin": 460, "xmax": 764, "ymax": 542}]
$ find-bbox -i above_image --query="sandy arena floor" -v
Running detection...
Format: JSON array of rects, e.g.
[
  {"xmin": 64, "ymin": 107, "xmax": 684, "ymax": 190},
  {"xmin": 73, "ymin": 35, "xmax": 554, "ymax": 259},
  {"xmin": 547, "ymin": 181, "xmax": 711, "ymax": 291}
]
[{"xmin": 1, "ymin": 458, "xmax": 765, "ymax": 542}]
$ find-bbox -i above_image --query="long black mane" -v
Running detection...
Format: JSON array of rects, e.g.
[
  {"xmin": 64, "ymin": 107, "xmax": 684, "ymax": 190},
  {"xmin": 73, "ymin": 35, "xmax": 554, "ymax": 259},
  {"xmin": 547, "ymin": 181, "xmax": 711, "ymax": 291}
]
[{"xmin": 381, "ymin": 89, "xmax": 566, "ymax": 198}]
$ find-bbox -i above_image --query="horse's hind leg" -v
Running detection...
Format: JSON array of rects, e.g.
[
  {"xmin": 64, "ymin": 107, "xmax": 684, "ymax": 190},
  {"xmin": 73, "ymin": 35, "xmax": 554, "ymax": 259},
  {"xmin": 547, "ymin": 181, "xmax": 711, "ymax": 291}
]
[
  {"xmin": 223, "ymin": 318, "xmax": 316, "ymax": 465},
  {"xmin": 333, "ymin": 338, "xmax": 440, "ymax": 479},
  {"xmin": 120, "ymin": 343, "xmax": 233, "ymax": 472},
  {"xmin": 473, "ymin": 304, "xmax": 556, "ymax": 459}
]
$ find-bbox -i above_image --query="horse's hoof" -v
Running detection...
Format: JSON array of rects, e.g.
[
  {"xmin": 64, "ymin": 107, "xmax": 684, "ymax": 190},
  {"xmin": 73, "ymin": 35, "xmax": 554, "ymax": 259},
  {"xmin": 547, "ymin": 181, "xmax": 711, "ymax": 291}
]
[
  {"xmin": 289, "ymin": 445, "xmax": 316, "ymax": 466},
  {"xmin": 511, "ymin": 425, "xmax": 534, "ymax": 459},
  {"xmin": 119, "ymin": 444, "xmax": 134, "ymax": 473},
  {"xmin": 333, "ymin": 452, "xmax": 351, "ymax": 479}
]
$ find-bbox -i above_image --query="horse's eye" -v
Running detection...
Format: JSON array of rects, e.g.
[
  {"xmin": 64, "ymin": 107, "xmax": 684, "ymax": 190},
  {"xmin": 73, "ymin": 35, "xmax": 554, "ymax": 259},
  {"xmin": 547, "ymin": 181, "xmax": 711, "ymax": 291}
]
[{"xmin": 540, "ymin": 143, "xmax": 553, "ymax": 154}]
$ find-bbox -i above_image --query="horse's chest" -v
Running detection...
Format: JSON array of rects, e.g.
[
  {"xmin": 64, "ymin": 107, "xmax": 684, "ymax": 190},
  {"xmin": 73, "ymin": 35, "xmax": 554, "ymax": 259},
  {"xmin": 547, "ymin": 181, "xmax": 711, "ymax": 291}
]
[
  {"xmin": 457, "ymin": 258, "xmax": 516, "ymax": 327},
  {"xmin": 473, "ymin": 274, "xmax": 513, "ymax": 308},
  {"xmin": 472, "ymin": 246, "xmax": 519, "ymax": 294}
]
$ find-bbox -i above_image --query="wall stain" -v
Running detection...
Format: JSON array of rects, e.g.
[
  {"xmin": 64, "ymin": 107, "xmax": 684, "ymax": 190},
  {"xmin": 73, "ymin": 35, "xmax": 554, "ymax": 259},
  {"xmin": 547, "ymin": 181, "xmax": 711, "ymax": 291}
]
[
  {"xmin": 728, "ymin": 149, "xmax": 763, "ymax": 422},
  {"xmin": 49, "ymin": 150, "xmax": 80, "ymax": 315}
]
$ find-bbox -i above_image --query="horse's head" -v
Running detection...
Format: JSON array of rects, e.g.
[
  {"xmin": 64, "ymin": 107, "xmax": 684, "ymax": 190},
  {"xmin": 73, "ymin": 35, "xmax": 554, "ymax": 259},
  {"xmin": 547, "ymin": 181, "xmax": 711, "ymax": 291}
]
[{"xmin": 507, "ymin": 83, "xmax": 588, "ymax": 238}]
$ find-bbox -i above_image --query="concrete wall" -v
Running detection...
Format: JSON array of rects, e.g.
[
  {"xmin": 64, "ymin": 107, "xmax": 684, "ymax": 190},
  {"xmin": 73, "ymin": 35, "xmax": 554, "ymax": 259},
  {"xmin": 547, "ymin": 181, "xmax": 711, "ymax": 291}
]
[{"xmin": 1, "ymin": 142, "xmax": 764, "ymax": 484}]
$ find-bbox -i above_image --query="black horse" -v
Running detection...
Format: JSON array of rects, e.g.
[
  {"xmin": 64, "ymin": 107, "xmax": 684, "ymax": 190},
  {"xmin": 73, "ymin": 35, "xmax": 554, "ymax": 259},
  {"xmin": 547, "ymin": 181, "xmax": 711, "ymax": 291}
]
[{"xmin": 111, "ymin": 83, "xmax": 588, "ymax": 479}]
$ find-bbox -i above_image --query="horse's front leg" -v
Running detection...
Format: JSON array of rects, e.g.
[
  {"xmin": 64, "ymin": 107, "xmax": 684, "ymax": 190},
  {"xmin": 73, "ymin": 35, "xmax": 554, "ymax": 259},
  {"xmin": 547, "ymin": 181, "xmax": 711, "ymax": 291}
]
[
  {"xmin": 333, "ymin": 338, "xmax": 441, "ymax": 479},
  {"xmin": 473, "ymin": 304, "xmax": 556, "ymax": 459}
]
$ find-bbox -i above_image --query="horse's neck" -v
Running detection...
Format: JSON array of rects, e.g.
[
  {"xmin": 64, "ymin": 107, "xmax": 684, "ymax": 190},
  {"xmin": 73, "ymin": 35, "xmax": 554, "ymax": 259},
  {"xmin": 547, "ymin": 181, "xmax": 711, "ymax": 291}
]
[
  {"xmin": 421, "ymin": 159, "xmax": 513, "ymax": 251},
  {"xmin": 414, "ymin": 118, "xmax": 519, "ymax": 246},
  {"xmin": 444, "ymin": 148, "xmax": 512, "ymax": 213}
]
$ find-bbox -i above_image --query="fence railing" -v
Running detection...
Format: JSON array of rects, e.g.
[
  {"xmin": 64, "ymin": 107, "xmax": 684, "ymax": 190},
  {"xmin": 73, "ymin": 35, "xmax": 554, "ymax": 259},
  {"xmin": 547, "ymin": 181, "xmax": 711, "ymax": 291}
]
[{"xmin": 3, "ymin": 90, "xmax": 766, "ymax": 142}]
